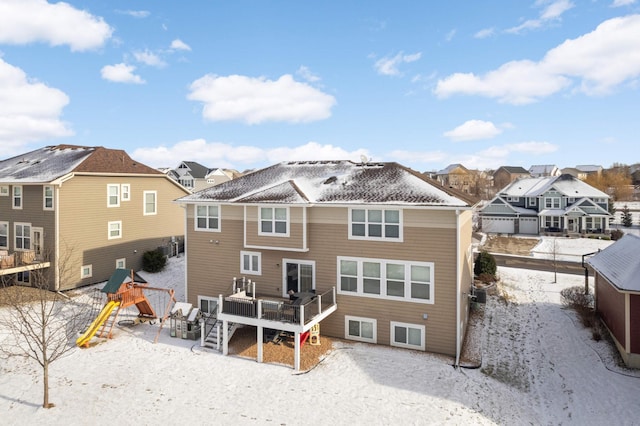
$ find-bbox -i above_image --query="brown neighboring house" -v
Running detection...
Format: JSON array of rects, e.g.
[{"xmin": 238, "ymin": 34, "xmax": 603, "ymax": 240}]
[
  {"xmin": 587, "ymin": 234, "xmax": 640, "ymax": 368},
  {"xmin": 435, "ymin": 163, "xmax": 478, "ymax": 194},
  {"xmin": 176, "ymin": 160, "xmax": 477, "ymax": 370},
  {"xmin": 0, "ymin": 145, "xmax": 190, "ymax": 290},
  {"xmin": 493, "ymin": 166, "xmax": 530, "ymax": 190}
]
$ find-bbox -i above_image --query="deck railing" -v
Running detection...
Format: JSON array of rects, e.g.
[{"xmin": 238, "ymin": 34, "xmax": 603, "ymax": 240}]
[{"xmin": 219, "ymin": 287, "xmax": 336, "ymax": 326}]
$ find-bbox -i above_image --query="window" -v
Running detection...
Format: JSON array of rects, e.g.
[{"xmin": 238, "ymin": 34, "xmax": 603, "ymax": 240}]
[
  {"xmin": 198, "ymin": 296, "xmax": 218, "ymax": 316},
  {"xmin": 144, "ymin": 191, "xmax": 157, "ymax": 215},
  {"xmin": 81, "ymin": 265, "xmax": 93, "ymax": 279},
  {"xmin": 195, "ymin": 205, "xmax": 220, "ymax": 231},
  {"xmin": 260, "ymin": 207, "xmax": 288, "ymax": 236},
  {"xmin": 14, "ymin": 223, "xmax": 31, "ymax": 250},
  {"xmin": 108, "ymin": 221, "xmax": 122, "ymax": 239},
  {"xmin": 116, "ymin": 258, "xmax": 126, "ymax": 269},
  {"xmin": 528, "ymin": 197, "xmax": 537, "ymax": 206},
  {"xmin": 390, "ymin": 321, "xmax": 425, "ymax": 350},
  {"xmin": 567, "ymin": 197, "xmax": 575, "ymax": 204},
  {"xmin": 107, "ymin": 184, "xmax": 120, "ymax": 207},
  {"xmin": 121, "ymin": 184, "xmax": 130, "ymax": 201},
  {"xmin": 586, "ymin": 217, "xmax": 603, "ymax": 230},
  {"xmin": 0, "ymin": 186, "xmax": 8, "ymax": 196},
  {"xmin": 0, "ymin": 222, "xmax": 7, "ymax": 248},
  {"xmin": 349, "ymin": 208, "xmax": 401, "ymax": 240},
  {"xmin": 17, "ymin": 271, "xmax": 30, "ymax": 284},
  {"xmin": 345, "ymin": 316, "xmax": 377, "ymax": 343},
  {"xmin": 43, "ymin": 186, "xmax": 54, "ymax": 210},
  {"xmin": 13, "ymin": 186, "xmax": 22, "ymax": 209},
  {"xmin": 337, "ymin": 256, "xmax": 434, "ymax": 303},
  {"xmin": 544, "ymin": 197, "xmax": 560, "ymax": 209},
  {"xmin": 240, "ymin": 251, "xmax": 261, "ymax": 275},
  {"xmin": 544, "ymin": 217, "xmax": 560, "ymax": 229},
  {"xmin": 179, "ymin": 178, "xmax": 193, "ymax": 188},
  {"xmin": 506, "ymin": 196, "xmax": 519, "ymax": 202}
]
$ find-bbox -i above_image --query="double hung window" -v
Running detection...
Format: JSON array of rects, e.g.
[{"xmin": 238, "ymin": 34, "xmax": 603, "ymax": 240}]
[
  {"xmin": 195, "ymin": 205, "xmax": 220, "ymax": 231},
  {"xmin": 350, "ymin": 208, "xmax": 401, "ymax": 240},
  {"xmin": 260, "ymin": 207, "xmax": 288, "ymax": 236}
]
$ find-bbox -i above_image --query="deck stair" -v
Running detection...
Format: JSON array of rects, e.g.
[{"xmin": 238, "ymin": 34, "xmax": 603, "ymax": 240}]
[{"xmin": 203, "ymin": 319, "xmax": 239, "ymax": 351}]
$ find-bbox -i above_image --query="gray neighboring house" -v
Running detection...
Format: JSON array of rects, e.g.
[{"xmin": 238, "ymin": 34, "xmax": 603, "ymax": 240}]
[
  {"xmin": 479, "ymin": 174, "xmax": 611, "ymax": 235},
  {"xmin": 529, "ymin": 165, "xmax": 561, "ymax": 178}
]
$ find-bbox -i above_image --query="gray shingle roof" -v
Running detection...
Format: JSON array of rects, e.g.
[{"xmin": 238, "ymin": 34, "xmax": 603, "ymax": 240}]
[
  {"xmin": 587, "ymin": 234, "xmax": 640, "ymax": 292},
  {"xmin": 499, "ymin": 174, "xmax": 609, "ymax": 198},
  {"xmin": 177, "ymin": 160, "xmax": 472, "ymax": 206}
]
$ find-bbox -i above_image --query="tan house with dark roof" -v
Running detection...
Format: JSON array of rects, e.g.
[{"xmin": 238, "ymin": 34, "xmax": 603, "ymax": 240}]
[
  {"xmin": 175, "ymin": 160, "xmax": 477, "ymax": 370},
  {"xmin": 0, "ymin": 145, "xmax": 190, "ymax": 290}
]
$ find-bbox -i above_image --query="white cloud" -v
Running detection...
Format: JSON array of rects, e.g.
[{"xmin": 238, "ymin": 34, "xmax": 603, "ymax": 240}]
[
  {"xmin": 133, "ymin": 49, "xmax": 167, "ymax": 68},
  {"xmin": 187, "ymin": 74, "xmax": 336, "ymax": 124},
  {"xmin": 296, "ymin": 66, "xmax": 321, "ymax": 83},
  {"xmin": 116, "ymin": 10, "xmax": 150, "ymax": 18},
  {"xmin": 0, "ymin": 0, "xmax": 112, "ymax": 51},
  {"xmin": 100, "ymin": 63, "xmax": 145, "ymax": 84},
  {"xmin": 373, "ymin": 52, "xmax": 422, "ymax": 76},
  {"xmin": 506, "ymin": 0, "xmax": 575, "ymax": 34},
  {"xmin": 132, "ymin": 139, "xmax": 369, "ymax": 169},
  {"xmin": 0, "ymin": 58, "xmax": 72, "ymax": 150},
  {"xmin": 170, "ymin": 39, "xmax": 191, "ymax": 51},
  {"xmin": 436, "ymin": 15, "xmax": 640, "ymax": 103},
  {"xmin": 612, "ymin": 0, "xmax": 636, "ymax": 6},
  {"xmin": 474, "ymin": 28, "xmax": 495, "ymax": 39},
  {"xmin": 445, "ymin": 29, "xmax": 457, "ymax": 42},
  {"xmin": 444, "ymin": 120, "xmax": 503, "ymax": 141}
]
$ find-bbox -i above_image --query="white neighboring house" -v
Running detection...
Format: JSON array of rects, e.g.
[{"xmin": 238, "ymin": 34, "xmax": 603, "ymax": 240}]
[
  {"xmin": 479, "ymin": 174, "xmax": 611, "ymax": 235},
  {"xmin": 529, "ymin": 165, "xmax": 561, "ymax": 178}
]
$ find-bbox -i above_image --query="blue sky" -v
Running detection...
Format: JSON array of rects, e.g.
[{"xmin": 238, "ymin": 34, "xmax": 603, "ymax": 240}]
[{"xmin": 1, "ymin": 0, "xmax": 639, "ymax": 173}]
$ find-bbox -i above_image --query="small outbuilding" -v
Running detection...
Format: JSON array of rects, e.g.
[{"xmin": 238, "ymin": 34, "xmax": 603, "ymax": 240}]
[{"xmin": 587, "ymin": 234, "xmax": 640, "ymax": 368}]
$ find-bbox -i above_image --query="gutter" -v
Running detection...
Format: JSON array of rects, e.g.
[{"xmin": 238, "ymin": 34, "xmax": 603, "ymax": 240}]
[{"xmin": 455, "ymin": 209, "xmax": 461, "ymax": 368}]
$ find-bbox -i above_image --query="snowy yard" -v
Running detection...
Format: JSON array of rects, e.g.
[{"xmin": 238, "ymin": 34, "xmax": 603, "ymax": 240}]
[{"xmin": 2, "ymin": 249, "xmax": 640, "ymax": 425}]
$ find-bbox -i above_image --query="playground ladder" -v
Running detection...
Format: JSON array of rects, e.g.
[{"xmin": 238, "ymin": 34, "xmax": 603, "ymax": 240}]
[{"xmin": 98, "ymin": 304, "xmax": 121, "ymax": 339}]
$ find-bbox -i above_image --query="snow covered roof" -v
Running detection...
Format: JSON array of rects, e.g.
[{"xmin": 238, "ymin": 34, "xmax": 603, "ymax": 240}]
[
  {"xmin": 499, "ymin": 174, "xmax": 609, "ymax": 199},
  {"xmin": 177, "ymin": 160, "xmax": 474, "ymax": 207},
  {"xmin": 0, "ymin": 145, "xmax": 161, "ymax": 183},
  {"xmin": 587, "ymin": 234, "xmax": 640, "ymax": 292},
  {"xmin": 528, "ymin": 165, "xmax": 558, "ymax": 176}
]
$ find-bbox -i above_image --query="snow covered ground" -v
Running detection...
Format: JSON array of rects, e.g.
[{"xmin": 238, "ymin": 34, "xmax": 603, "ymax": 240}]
[{"xmin": 2, "ymin": 244, "xmax": 640, "ymax": 425}]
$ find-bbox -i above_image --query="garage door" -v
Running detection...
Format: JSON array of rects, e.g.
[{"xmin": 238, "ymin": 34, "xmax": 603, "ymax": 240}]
[
  {"xmin": 482, "ymin": 217, "xmax": 515, "ymax": 234},
  {"xmin": 519, "ymin": 218, "xmax": 538, "ymax": 234}
]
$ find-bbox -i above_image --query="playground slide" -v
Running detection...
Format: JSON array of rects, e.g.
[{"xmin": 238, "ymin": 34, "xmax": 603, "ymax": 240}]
[{"xmin": 76, "ymin": 301, "xmax": 120, "ymax": 347}]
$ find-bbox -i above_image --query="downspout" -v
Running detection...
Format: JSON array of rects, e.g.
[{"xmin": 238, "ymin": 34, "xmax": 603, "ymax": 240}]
[
  {"xmin": 455, "ymin": 209, "xmax": 461, "ymax": 368},
  {"xmin": 55, "ymin": 183, "xmax": 61, "ymax": 291},
  {"xmin": 181, "ymin": 204, "xmax": 188, "ymax": 302}
]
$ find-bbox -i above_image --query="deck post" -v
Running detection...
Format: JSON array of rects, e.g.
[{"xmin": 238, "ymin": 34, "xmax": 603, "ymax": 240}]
[
  {"xmin": 222, "ymin": 319, "xmax": 229, "ymax": 355},
  {"xmin": 257, "ymin": 326, "xmax": 263, "ymax": 363},
  {"xmin": 294, "ymin": 331, "xmax": 300, "ymax": 371}
]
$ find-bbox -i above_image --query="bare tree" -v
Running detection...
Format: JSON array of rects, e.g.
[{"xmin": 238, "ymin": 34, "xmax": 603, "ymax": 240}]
[
  {"xmin": 551, "ymin": 237, "xmax": 559, "ymax": 283},
  {"xmin": 0, "ymin": 250, "xmax": 85, "ymax": 409}
]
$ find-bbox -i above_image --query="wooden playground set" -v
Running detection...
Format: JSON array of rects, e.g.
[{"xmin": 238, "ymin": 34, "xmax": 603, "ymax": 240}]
[{"xmin": 76, "ymin": 269, "xmax": 176, "ymax": 347}]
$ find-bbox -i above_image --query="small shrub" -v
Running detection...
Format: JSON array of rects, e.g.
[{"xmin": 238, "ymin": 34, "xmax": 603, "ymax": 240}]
[
  {"xmin": 610, "ymin": 229, "xmax": 624, "ymax": 241},
  {"xmin": 142, "ymin": 248, "xmax": 167, "ymax": 273},
  {"xmin": 474, "ymin": 251, "xmax": 497, "ymax": 277},
  {"xmin": 560, "ymin": 286, "xmax": 593, "ymax": 309}
]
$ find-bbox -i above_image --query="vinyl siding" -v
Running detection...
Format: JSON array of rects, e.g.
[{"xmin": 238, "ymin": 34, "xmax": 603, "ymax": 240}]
[
  {"xmin": 595, "ymin": 274, "xmax": 626, "ymax": 348},
  {"xmin": 186, "ymin": 204, "xmax": 466, "ymax": 356},
  {"xmin": 57, "ymin": 175, "xmax": 188, "ymax": 289}
]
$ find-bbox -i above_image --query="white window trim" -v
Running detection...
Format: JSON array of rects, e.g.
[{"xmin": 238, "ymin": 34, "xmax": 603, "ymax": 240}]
[
  {"xmin": 259, "ymin": 206, "xmax": 290, "ymax": 237},
  {"xmin": 198, "ymin": 296, "xmax": 219, "ymax": 316},
  {"xmin": 344, "ymin": 315, "xmax": 377, "ymax": 344},
  {"xmin": 0, "ymin": 221, "xmax": 8, "ymax": 249},
  {"xmin": 108, "ymin": 221, "xmax": 122, "ymax": 240},
  {"xmin": 337, "ymin": 256, "xmax": 435, "ymax": 304},
  {"xmin": 107, "ymin": 184, "xmax": 120, "ymax": 207},
  {"xmin": 0, "ymin": 186, "xmax": 8, "ymax": 196},
  {"xmin": 348, "ymin": 208, "xmax": 403, "ymax": 242},
  {"xmin": 121, "ymin": 184, "xmax": 130, "ymax": 201},
  {"xmin": 240, "ymin": 251, "xmax": 261, "ymax": 275},
  {"xmin": 390, "ymin": 321, "xmax": 425, "ymax": 351},
  {"xmin": 506, "ymin": 196, "xmax": 519, "ymax": 202},
  {"xmin": 143, "ymin": 190, "xmax": 157, "ymax": 216},
  {"xmin": 116, "ymin": 258, "xmax": 126, "ymax": 269},
  {"xmin": 43, "ymin": 185, "xmax": 54, "ymax": 211},
  {"xmin": 194, "ymin": 204, "xmax": 221, "ymax": 232},
  {"xmin": 81, "ymin": 264, "xmax": 93, "ymax": 279},
  {"xmin": 12, "ymin": 185, "xmax": 22, "ymax": 210},
  {"xmin": 545, "ymin": 197, "xmax": 561, "ymax": 209},
  {"xmin": 529, "ymin": 197, "xmax": 537, "ymax": 207},
  {"xmin": 14, "ymin": 222, "xmax": 31, "ymax": 251}
]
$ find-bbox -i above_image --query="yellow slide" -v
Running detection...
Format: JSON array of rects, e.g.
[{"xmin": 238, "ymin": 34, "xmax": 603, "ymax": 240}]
[{"xmin": 76, "ymin": 301, "xmax": 120, "ymax": 347}]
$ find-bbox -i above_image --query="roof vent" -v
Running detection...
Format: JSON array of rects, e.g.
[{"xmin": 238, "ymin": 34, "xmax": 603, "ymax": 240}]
[{"xmin": 323, "ymin": 176, "xmax": 337, "ymax": 185}]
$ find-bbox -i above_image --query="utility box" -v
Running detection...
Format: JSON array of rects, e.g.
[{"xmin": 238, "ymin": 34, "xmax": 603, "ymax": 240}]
[{"xmin": 169, "ymin": 302, "xmax": 202, "ymax": 339}]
